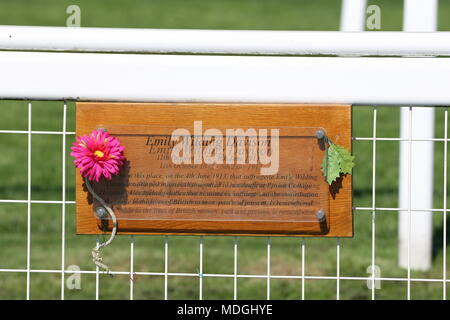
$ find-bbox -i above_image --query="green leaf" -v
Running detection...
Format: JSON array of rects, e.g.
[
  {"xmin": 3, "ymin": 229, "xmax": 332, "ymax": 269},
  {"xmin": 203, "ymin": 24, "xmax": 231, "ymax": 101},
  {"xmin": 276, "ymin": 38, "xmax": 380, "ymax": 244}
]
[
  {"xmin": 321, "ymin": 141, "xmax": 355, "ymax": 185},
  {"xmin": 321, "ymin": 145, "xmax": 341, "ymax": 185},
  {"xmin": 333, "ymin": 144, "xmax": 355, "ymax": 174}
]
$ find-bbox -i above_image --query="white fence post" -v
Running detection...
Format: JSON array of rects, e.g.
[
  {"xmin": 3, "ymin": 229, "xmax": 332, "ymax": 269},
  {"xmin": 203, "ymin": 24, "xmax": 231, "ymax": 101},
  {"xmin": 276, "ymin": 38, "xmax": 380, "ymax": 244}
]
[
  {"xmin": 340, "ymin": 0, "xmax": 367, "ymax": 32},
  {"xmin": 399, "ymin": 0, "xmax": 438, "ymax": 271}
]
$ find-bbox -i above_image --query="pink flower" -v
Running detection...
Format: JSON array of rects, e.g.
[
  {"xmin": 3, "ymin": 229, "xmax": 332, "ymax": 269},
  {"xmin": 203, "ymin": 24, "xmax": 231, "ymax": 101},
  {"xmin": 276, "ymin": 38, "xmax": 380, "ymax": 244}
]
[{"xmin": 70, "ymin": 129, "xmax": 125, "ymax": 182}]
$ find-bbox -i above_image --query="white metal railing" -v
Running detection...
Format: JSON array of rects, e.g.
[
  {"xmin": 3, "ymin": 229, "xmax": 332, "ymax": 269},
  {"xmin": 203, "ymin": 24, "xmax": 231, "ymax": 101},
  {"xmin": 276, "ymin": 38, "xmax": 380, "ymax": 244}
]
[
  {"xmin": 2, "ymin": 26, "xmax": 450, "ymax": 56},
  {"xmin": 0, "ymin": 51, "xmax": 450, "ymax": 105}
]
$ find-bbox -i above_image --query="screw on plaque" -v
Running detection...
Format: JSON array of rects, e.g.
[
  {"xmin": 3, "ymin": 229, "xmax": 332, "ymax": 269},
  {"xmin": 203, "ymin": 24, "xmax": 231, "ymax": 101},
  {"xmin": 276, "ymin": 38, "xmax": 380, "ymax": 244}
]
[
  {"xmin": 316, "ymin": 209, "xmax": 326, "ymax": 222},
  {"xmin": 316, "ymin": 130, "xmax": 325, "ymax": 140},
  {"xmin": 95, "ymin": 206, "xmax": 108, "ymax": 219}
]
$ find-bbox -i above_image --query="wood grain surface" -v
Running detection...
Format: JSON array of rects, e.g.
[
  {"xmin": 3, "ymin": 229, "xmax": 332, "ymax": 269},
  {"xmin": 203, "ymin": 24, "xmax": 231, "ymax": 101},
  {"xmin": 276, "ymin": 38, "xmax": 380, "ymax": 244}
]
[{"xmin": 75, "ymin": 103, "xmax": 352, "ymax": 237}]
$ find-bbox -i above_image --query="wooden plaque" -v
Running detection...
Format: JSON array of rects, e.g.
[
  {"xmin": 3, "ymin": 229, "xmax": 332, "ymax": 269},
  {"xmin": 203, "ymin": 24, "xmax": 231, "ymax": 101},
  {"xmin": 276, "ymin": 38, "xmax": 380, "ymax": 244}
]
[{"xmin": 76, "ymin": 103, "xmax": 352, "ymax": 237}]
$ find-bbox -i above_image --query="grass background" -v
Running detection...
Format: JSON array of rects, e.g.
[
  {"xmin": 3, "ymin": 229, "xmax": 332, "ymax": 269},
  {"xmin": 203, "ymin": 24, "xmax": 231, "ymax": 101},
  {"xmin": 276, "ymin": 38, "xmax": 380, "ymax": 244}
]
[{"xmin": 1, "ymin": 0, "xmax": 450, "ymax": 299}]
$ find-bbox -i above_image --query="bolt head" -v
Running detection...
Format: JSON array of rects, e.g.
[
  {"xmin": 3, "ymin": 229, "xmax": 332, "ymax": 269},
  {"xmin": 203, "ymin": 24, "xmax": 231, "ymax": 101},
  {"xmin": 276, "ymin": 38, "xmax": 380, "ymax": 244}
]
[
  {"xmin": 316, "ymin": 130, "xmax": 325, "ymax": 140},
  {"xmin": 316, "ymin": 209, "xmax": 326, "ymax": 222},
  {"xmin": 95, "ymin": 206, "xmax": 108, "ymax": 219}
]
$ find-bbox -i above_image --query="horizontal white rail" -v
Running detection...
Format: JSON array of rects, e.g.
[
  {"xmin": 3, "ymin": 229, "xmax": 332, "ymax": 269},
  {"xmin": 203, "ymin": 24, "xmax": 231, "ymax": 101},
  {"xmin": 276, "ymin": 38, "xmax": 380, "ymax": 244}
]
[
  {"xmin": 1, "ymin": 26, "xmax": 450, "ymax": 56},
  {"xmin": 0, "ymin": 51, "xmax": 449, "ymax": 105}
]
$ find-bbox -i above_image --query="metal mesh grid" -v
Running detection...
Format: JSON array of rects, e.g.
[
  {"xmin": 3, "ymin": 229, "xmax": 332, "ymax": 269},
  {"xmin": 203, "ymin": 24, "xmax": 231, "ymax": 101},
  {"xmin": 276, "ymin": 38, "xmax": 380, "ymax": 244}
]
[{"xmin": 0, "ymin": 102, "xmax": 448, "ymax": 300}]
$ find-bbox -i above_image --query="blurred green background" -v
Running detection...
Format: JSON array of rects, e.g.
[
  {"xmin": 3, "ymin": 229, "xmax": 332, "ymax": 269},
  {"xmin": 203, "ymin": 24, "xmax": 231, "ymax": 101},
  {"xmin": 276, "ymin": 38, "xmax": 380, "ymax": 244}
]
[{"xmin": 0, "ymin": 0, "xmax": 450, "ymax": 300}]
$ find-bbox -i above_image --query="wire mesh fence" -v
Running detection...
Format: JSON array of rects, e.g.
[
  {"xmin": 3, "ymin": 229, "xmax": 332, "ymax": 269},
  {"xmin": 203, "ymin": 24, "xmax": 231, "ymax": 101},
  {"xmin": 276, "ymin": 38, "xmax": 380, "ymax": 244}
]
[{"xmin": 0, "ymin": 101, "xmax": 448, "ymax": 300}]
